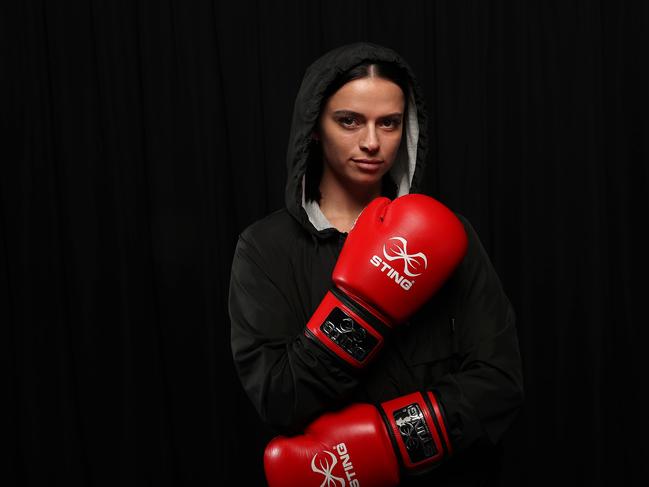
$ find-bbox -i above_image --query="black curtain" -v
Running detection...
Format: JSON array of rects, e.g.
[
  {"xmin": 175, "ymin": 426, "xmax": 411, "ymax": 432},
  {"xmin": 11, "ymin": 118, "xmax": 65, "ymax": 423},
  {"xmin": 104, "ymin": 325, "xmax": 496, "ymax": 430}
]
[{"xmin": 3, "ymin": 1, "xmax": 647, "ymax": 485}]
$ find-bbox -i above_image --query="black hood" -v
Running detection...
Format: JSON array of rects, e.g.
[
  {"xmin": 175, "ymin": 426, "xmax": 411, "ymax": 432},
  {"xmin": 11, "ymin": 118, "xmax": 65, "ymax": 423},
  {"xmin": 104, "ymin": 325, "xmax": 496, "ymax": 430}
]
[{"xmin": 284, "ymin": 42, "xmax": 430, "ymax": 238}]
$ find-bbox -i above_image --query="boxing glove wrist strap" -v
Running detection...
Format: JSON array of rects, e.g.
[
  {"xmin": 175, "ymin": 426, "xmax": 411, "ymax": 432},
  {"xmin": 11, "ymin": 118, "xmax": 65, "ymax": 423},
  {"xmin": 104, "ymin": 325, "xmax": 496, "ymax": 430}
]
[
  {"xmin": 379, "ymin": 391, "xmax": 453, "ymax": 474},
  {"xmin": 304, "ymin": 288, "xmax": 391, "ymax": 369},
  {"xmin": 329, "ymin": 287, "xmax": 392, "ymax": 338}
]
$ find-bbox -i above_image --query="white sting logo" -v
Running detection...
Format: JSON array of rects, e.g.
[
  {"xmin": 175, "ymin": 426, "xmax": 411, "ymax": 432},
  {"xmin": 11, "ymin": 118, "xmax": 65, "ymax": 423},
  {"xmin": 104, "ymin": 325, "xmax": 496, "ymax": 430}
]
[
  {"xmin": 369, "ymin": 236, "xmax": 428, "ymax": 291},
  {"xmin": 311, "ymin": 451, "xmax": 345, "ymax": 486},
  {"xmin": 382, "ymin": 237, "xmax": 428, "ymax": 277},
  {"xmin": 310, "ymin": 443, "xmax": 359, "ymax": 487}
]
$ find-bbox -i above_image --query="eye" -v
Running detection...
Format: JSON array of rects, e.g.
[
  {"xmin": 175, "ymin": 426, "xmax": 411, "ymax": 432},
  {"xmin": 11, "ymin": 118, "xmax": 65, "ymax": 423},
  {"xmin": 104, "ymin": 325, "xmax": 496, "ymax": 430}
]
[
  {"xmin": 380, "ymin": 118, "xmax": 402, "ymax": 129},
  {"xmin": 338, "ymin": 116, "xmax": 358, "ymax": 128}
]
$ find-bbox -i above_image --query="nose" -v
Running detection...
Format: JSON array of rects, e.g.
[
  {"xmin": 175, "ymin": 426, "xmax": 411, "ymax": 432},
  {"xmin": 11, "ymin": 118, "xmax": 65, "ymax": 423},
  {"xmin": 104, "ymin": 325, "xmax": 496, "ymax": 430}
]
[{"xmin": 360, "ymin": 124, "xmax": 380, "ymax": 154}]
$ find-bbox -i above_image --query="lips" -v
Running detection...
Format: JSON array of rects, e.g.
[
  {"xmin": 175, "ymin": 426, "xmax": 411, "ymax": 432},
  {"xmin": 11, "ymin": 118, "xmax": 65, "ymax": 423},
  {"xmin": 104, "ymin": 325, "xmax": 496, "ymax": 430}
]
[
  {"xmin": 352, "ymin": 158, "xmax": 383, "ymax": 165},
  {"xmin": 352, "ymin": 158, "xmax": 384, "ymax": 172}
]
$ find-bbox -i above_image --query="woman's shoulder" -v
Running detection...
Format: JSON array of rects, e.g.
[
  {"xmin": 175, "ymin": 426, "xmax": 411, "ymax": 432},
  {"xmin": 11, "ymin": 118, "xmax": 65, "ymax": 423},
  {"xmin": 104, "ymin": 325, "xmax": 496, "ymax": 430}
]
[
  {"xmin": 449, "ymin": 211, "xmax": 482, "ymax": 248},
  {"xmin": 239, "ymin": 207, "xmax": 308, "ymax": 252},
  {"xmin": 451, "ymin": 211, "xmax": 475, "ymax": 233}
]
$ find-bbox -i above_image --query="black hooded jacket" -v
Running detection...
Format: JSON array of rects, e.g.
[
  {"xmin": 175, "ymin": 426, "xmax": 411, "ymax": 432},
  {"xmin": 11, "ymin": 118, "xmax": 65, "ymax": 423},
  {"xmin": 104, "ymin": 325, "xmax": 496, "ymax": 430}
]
[{"xmin": 229, "ymin": 42, "xmax": 524, "ymax": 486}]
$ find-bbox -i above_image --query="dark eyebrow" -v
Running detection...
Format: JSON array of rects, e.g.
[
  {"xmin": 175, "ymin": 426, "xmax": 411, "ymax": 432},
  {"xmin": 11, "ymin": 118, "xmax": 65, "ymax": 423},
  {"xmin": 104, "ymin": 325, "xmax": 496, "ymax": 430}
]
[
  {"xmin": 332, "ymin": 110, "xmax": 403, "ymax": 118},
  {"xmin": 332, "ymin": 110, "xmax": 362, "ymax": 118}
]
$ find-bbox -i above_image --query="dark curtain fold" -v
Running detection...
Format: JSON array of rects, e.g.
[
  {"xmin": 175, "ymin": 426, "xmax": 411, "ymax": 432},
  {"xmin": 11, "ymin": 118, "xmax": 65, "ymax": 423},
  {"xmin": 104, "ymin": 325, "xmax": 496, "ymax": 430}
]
[{"xmin": 2, "ymin": 1, "xmax": 647, "ymax": 485}]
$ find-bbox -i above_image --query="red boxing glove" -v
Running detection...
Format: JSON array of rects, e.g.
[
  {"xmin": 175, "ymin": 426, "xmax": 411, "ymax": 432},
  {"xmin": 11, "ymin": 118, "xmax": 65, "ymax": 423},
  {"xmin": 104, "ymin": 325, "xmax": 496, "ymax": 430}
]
[
  {"xmin": 264, "ymin": 391, "xmax": 452, "ymax": 487},
  {"xmin": 305, "ymin": 194, "xmax": 467, "ymax": 368}
]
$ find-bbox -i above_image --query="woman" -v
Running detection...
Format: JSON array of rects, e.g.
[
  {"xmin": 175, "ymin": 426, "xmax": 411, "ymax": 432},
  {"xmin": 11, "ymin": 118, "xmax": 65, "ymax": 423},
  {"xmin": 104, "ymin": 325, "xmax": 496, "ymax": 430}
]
[{"xmin": 229, "ymin": 42, "xmax": 524, "ymax": 486}]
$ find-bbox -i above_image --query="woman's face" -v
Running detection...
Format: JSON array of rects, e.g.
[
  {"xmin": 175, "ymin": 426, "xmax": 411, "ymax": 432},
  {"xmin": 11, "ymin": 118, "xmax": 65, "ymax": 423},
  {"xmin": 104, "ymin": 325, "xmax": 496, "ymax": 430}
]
[{"xmin": 317, "ymin": 76, "xmax": 405, "ymax": 190}]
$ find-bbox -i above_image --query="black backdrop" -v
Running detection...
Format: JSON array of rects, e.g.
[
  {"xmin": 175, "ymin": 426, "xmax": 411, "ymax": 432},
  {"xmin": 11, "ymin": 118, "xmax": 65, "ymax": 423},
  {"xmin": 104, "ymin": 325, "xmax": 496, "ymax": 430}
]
[{"xmin": 3, "ymin": 1, "xmax": 648, "ymax": 485}]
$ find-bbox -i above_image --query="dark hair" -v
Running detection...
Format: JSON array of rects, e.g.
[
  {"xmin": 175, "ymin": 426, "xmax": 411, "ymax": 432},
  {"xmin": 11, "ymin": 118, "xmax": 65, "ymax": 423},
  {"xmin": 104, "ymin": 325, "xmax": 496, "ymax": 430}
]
[
  {"xmin": 305, "ymin": 61, "xmax": 410, "ymax": 202},
  {"xmin": 321, "ymin": 62, "xmax": 410, "ymax": 111}
]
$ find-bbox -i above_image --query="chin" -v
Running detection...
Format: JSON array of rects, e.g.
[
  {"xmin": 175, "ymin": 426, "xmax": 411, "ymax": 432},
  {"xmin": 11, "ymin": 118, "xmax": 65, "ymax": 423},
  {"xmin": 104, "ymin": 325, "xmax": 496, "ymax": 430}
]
[
  {"xmin": 352, "ymin": 167, "xmax": 389, "ymax": 183},
  {"xmin": 329, "ymin": 163, "xmax": 392, "ymax": 191},
  {"xmin": 342, "ymin": 174, "xmax": 386, "ymax": 192}
]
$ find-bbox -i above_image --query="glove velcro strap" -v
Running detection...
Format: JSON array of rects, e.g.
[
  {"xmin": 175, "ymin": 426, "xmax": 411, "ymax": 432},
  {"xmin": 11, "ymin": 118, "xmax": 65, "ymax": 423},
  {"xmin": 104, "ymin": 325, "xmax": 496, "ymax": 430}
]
[
  {"xmin": 304, "ymin": 288, "xmax": 390, "ymax": 369},
  {"xmin": 379, "ymin": 391, "xmax": 452, "ymax": 473},
  {"xmin": 423, "ymin": 391, "xmax": 453, "ymax": 457}
]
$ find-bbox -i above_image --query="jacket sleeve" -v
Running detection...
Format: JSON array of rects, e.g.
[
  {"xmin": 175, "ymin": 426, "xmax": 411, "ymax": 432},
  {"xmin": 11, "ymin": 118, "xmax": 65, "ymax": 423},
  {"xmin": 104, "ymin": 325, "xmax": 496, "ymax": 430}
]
[
  {"xmin": 228, "ymin": 232, "xmax": 361, "ymax": 435},
  {"xmin": 430, "ymin": 216, "xmax": 524, "ymax": 454}
]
